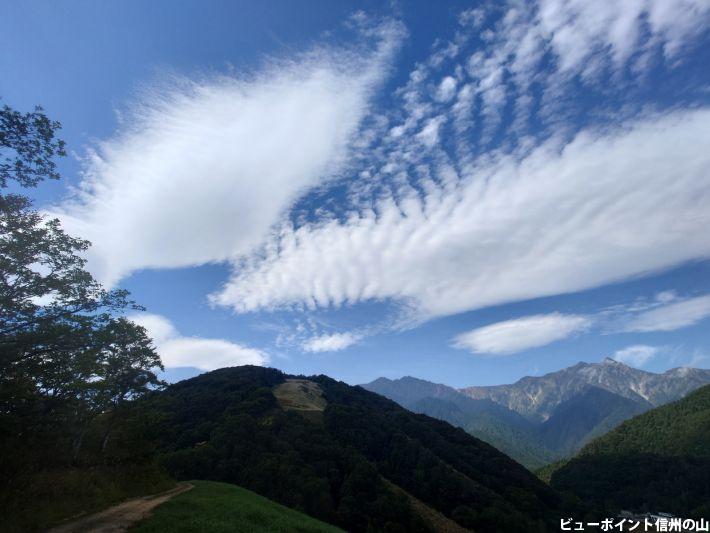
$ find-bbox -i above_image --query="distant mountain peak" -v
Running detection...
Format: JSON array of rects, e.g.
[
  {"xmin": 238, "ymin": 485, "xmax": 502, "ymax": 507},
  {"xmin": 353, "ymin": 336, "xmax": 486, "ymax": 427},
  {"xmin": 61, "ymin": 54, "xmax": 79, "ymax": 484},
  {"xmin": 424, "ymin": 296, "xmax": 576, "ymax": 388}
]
[
  {"xmin": 363, "ymin": 362, "xmax": 710, "ymax": 469},
  {"xmin": 664, "ymin": 366, "xmax": 696, "ymax": 377},
  {"xmin": 460, "ymin": 359, "xmax": 710, "ymax": 422}
]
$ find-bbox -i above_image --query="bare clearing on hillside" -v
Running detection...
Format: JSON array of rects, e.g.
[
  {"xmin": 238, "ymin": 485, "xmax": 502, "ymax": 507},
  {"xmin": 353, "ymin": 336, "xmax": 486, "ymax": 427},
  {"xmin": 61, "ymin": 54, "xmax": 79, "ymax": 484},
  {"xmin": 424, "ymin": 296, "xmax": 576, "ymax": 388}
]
[{"xmin": 273, "ymin": 379, "xmax": 327, "ymax": 412}]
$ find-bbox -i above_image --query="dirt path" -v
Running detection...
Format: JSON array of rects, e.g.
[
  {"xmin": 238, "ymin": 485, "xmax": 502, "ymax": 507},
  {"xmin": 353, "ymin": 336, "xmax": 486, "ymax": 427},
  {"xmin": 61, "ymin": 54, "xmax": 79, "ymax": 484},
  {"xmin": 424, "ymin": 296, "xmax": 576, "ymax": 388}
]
[{"xmin": 47, "ymin": 482, "xmax": 193, "ymax": 533}]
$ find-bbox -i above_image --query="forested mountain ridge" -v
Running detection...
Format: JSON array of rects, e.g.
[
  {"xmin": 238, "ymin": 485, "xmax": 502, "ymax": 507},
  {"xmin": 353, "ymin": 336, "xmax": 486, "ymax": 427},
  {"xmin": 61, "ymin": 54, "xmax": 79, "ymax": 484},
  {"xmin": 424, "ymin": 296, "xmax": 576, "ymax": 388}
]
[
  {"xmin": 576, "ymin": 383, "xmax": 710, "ymax": 458},
  {"xmin": 140, "ymin": 365, "xmax": 568, "ymax": 532},
  {"xmin": 363, "ymin": 376, "xmax": 555, "ymax": 468},
  {"xmin": 364, "ymin": 361, "xmax": 710, "ymax": 468},
  {"xmin": 548, "ymin": 385, "xmax": 710, "ymax": 518},
  {"xmin": 537, "ymin": 386, "xmax": 649, "ymax": 456}
]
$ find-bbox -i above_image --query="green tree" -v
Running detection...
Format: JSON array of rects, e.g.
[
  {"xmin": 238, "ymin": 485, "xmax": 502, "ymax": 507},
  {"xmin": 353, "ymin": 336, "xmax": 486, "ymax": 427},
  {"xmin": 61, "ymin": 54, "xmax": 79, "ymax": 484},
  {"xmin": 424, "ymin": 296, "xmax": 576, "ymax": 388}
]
[
  {"xmin": 92, "ymin": 318, "xmax": 163, "ymax": 453},
  {"xmin": 0, "ymin": 104, "xmax": 65, "ymax": 187},
  {"xmin": 0, "ymin": 103, "xmax": 163, "ymax": 480}
]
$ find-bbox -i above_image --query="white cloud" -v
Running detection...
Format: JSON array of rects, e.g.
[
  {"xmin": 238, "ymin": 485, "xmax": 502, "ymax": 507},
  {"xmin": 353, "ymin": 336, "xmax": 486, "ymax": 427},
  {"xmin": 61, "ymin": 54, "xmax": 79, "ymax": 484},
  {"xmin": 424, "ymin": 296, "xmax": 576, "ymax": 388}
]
[
  {"xmin": 622, "ymin": 294, "xmax": 710, "ymax": 332},
  {"xmin": 452, "ymin": 313, "xmax": 591, "ymax": 355},
  {"xmin": 130, "ymin": 313, "xmax": 268, "ymax": 370},
  {"xmin": 435, "ymin": 76, "xmax": 457, "ymax": 102},
  {"xmin": 214, "ymin": 109, "xmax": 710, "ymax": 320},
  {"xmin": 302, "ymin": 332, "xmax": 361, "ymax": 353},
  {"xmin": 447, "ymin": 0, "xmax": 710, "ymax": 144},
  {"xmin": 537, "ymin": 0, "xmax": 710, "ymax": 73},
  {"xmin": 654, "ymin": 290, "xmax": 678, "ymax": 304},
  {"xmin": 612, "ymin": 345, "xmax": 660, "ymax": 367},
  {"xmin": 416, "ymin": 115, "xmax": 445, "ymax": 147},
  {"xmin": 52, "ymin": 20, "xmax": 403, "ymax": 286},
  {"xmin": 133, "ymin": 313, "xmax": 177, "ymax": 344}
]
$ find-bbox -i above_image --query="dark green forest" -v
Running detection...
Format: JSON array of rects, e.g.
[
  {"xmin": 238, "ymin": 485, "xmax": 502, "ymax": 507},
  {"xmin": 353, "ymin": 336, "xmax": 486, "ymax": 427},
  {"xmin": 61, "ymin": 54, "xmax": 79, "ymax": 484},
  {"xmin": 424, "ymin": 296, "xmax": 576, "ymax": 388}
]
[
  {"xmin": 578, "ymin": 383, "xmax": 710, "ymax": 458},
  {"xmin": 549, "ymin": 385, "xmax": 710, "ymax": 517}
]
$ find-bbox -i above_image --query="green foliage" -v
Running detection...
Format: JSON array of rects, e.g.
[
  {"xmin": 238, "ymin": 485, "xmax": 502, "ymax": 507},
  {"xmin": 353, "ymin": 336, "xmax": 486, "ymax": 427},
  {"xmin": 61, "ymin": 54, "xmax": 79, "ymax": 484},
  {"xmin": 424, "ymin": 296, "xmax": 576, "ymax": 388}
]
[
  {"xmin": 551, "ymin": 454, "xmax": 710, "ymax": 518},
  {"xmin": 534, "ymin": 458, "xmax": 569, "ymax": 484},
  {"xmin": 363, "ymin": 376, "xmax": 549, "ymax": 468},
  {"xmin": 0, "ymin": 103, "xmax": 66, "ymax": 188},
  {"xmin": 578, "ymin": 384, "xmax": 710, "ymax": 458},
  {"xmin": 132, "ymin": 480, "xmax": 343, "ymax": 533},
  {"xmin": 140, "ymin": 366, "xmax": 568, "ymax": 532},
  {"xmin": 0, "ymin": 103, "xmax": 167, "ymax": 527},
  {"xmin": 549, "ymin": 385, "xmax": 710, "ymax": 516}
]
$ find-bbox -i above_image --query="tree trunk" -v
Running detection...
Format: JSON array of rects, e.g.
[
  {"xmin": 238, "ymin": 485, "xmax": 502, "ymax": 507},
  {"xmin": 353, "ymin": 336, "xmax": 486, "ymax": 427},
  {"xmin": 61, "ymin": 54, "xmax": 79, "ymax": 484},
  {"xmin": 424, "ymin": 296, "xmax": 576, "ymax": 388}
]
[
  {"xmin": 71, "ymin": 426, "xmax": 88, "ymax": 464},
  {"xmin": 100, "ymin": 421, "xmax": 112, "ymax": 454}
]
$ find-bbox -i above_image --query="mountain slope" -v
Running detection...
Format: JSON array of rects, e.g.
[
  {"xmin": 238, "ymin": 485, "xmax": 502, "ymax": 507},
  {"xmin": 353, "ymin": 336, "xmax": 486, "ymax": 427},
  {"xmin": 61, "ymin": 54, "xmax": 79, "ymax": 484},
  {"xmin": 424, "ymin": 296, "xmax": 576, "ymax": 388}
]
[
  {"xmin": 578, "ymin": 383, "xmax": 710, "ymax": 458},
  {"xmin": 537, "ymin": 386, "xmax": 650, "ymax": 456},
  {"xmin": 460, "ymin": 359, "xmax": 710, "ymax": 422},
  {"xmin": 549, "ymin": 385, "xmax": 710, "ymax": 517},
  {"xmin": 408, "ymin": 396, "xmax": 555, "ymax": 468},
  {"xmin": 363, "ymin": 377, "xmax": 554, "ymax": 468},
  {"xmin": 140, "ymin": 366, "xmax": 565, "ymax": 532},
  {"xmin": 364, "ymin": 362, "xmax": 710, "ymax": 469}
]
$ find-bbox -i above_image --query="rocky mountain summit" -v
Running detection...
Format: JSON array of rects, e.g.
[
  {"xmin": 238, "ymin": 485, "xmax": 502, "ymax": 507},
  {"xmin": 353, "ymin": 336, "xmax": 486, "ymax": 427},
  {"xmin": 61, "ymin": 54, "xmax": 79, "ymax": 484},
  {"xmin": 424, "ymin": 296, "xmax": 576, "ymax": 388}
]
[{"xmin": 460, "ymin": 358, "xmax": 710, "ymax": 422}]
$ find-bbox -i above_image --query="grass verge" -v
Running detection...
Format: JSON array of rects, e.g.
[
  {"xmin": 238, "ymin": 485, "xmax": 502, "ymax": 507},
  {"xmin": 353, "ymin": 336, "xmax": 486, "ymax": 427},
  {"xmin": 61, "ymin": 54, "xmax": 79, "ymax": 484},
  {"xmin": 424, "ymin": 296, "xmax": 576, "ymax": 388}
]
[{"xmin": 131, "ymin": 480, "xmax": 343, "ymax": 533}]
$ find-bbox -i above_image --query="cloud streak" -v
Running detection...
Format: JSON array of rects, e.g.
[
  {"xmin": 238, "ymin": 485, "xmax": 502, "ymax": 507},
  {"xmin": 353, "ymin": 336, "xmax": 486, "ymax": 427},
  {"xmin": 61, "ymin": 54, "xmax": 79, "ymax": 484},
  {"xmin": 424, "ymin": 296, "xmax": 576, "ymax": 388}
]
[
  {"xmin": 621, "ymin": 294, "xmax": 710, "ymax": 332},
  {"xmin": 302, "ymin": 332, "xmax": 361, "ymax": 353},
  {"xmin": 53, "ymin": 19, "xmax": 404, "ymax": 286},
  {"xmin": 452, "ymin": 313, "xmax": 592, "ymax": 355}
]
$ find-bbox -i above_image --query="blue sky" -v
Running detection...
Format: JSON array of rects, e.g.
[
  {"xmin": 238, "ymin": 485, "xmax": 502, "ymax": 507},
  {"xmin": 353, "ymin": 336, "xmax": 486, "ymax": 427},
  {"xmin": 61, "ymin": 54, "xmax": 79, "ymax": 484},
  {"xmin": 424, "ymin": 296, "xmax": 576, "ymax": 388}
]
[{"xmin": 2, "ymin": 0, "xmax": 710, "ymax": 387}]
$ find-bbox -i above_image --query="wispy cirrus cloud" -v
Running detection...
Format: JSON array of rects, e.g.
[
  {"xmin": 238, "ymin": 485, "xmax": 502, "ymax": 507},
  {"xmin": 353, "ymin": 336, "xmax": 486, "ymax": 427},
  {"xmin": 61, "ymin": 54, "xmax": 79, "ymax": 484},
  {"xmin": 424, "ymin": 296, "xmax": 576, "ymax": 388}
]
[
  {"xmin": 533, "ymin": 0, "xmax": 709, "ymax": 72},
  {"xmin": 52, "ymin": 18, "xmax": 404, "ymax": 286},
  {"xmin": 130, "ymin": 313, "xmax": 268, "ymax": 370},
  {"xmin": 452, "ymin": 313, "xmax": 592, "ymax": 355},
  {"xmin": 450, "ymin": 290, "xmax": 710, "ymax": 357},
  {"xmin": 620, "ymin": 294, "xmax": 710, "ymax": 332}
]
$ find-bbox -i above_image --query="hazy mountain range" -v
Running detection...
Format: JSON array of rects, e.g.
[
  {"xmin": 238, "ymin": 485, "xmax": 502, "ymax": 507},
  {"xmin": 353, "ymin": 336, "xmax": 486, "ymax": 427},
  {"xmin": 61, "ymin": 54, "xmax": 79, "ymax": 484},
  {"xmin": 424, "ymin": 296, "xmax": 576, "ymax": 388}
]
[{"xmin": 363, "ymin": 359, "xmax": 710, "ymax": 468}]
